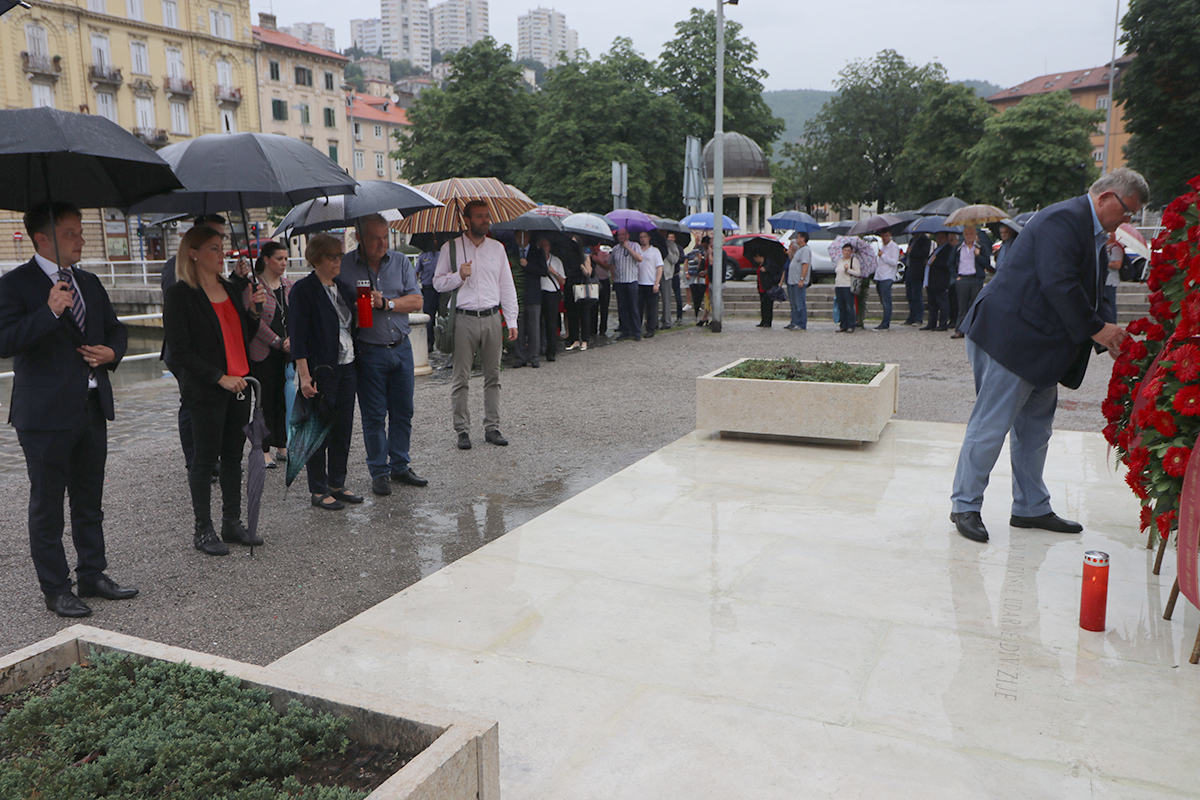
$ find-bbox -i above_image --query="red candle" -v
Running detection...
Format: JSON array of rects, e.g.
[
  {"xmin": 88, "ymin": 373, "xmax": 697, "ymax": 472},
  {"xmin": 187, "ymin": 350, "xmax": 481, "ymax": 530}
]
[
  {"xmin": 1079, "ymin": 550, "xmax": 1110, "ymax": 632},
  {"xmin": 356, "ymin": 279, "xmax": 373, "ymax": 328}
]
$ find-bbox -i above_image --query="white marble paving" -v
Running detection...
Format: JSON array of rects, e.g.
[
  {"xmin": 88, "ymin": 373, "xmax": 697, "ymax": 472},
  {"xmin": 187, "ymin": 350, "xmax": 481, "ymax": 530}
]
[{"xmin": 271, "ymin": 420, "xmax": 1200, "ymax": 799}]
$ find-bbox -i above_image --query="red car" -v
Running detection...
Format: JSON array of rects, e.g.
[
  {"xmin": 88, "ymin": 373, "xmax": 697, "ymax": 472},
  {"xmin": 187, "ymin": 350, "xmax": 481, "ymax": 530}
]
[{"xmin": 721, "ymin": 233, "xmax": 784, "ymax": 281}]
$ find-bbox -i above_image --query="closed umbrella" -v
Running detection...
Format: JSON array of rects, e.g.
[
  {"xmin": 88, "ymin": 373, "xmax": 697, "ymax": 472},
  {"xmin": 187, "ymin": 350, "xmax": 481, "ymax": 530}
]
[
  {"xmin": 680, "ymin": 211, "xmax": 737, "ymax": 231},
  {"xmin": 241, "ymin": 377, "xmax": 267, "ymax": 550},
  {"xmin": 605, "ymin": 208, "xmax": 657, "ymax": 234},
  {"xmin": 828, "ymin": 236, "xmax": 879, "ymax": 278},
  {"xmin": 561, "ymin": 212, "xmax": 615, "ymax": 243},
  {"xmin": 276, "ymin": 180, "xmax": 442, "ymax": 237},
  {"xmin": 396, "ymin": 177, "xmax": 536, "ymax": 234},
  {"xmin": 916, "ymin": 195, "xmax": 969, "ymax": 216},
  {"xmin": 286, "ymin": 366, "xmax": 336, "ymax": 490},
  {"xmin": 768, "ymin": 210, "xmax": 821, "ymax": 233}
]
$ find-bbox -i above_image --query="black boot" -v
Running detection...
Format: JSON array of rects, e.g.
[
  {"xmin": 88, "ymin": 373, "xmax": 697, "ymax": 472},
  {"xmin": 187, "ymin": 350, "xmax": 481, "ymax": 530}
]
[
  {"xmin": 194, "ymin": 521, "xmax": 229, "ymax": 556},
  {"xmin": 221, "ymin": 519, "xmax": 264, "ymax": 546}
]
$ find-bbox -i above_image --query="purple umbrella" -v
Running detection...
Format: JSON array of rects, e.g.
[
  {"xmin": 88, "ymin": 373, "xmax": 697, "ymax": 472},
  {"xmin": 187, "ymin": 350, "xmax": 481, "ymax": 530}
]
[
  {"xmin": 828, "ymin": 236, "xmax": 879, "ymax": 278},
  {"xmin": 605, "ymin": 208, "xmax": 657, "ymax": 234},
  {"xmin": 242, "ymin": 377, "xmax": 268, "ymax": 551}
]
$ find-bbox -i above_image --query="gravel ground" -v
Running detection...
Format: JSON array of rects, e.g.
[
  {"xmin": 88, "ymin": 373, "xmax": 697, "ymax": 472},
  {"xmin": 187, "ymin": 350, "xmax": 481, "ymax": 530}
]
[{"xmin": 0, "ymin": 313, "xmax": 1115, "ymax": 663}]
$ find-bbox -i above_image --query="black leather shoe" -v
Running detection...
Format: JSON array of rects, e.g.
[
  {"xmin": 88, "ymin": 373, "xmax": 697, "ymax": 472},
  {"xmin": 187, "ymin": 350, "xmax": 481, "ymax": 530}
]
[
  {"xmin": 485, "ymin": 429, "xmax": 509, "ymax": 446},
  {"xmin": 372, "ymin": 476, "xmax": 392, "ymax": 495},
  {"xmin": 1010, "ymin": 512, "xmax": 1083, "ymax": 533},
  {"xmin": 329, "ymin": 488, "xmax": 363, "ymax": 504},
  {"xmin": 918, "ymin": 325, "xmax": 934, "ymax": 331},
  {"xmin": 312, "ymin": 493, "xmax": 345, "ymax": 510},
  {"xmin": 221, "ymin": 519, "xmax": 263, "ymax": 547},
  {"xmin": 457, "ymin": 432, "xmax": 472, "ymax": 450},
  {"xmin": 46, "ymin": 592, "xmax": 92, "ymax": 618},
  {"xmin": 950, "ymin": 511, "xmax": 989, "ymax": 543},
  {"xmin": 392, "ymin": 468, "xmax": 429, "ymax": 487},
  {"xmin": 530, "ymin": 361, "xmax": 540, "ymax": 368},
  {"xmin": 194, "ymin": 522, "xmax": 230, "ymax": 555},
  {"xmin": 78, "ymin": 574, "xmax": 138, "ymax": 600}
]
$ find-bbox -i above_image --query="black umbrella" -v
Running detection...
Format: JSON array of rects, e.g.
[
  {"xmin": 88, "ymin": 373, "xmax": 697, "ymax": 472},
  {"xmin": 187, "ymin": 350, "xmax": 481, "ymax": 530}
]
[
  {"xmin": 276, "ymin": 180, "xmax": 442, "ymax": 237},
  {"xmin": 1014, "ymin": 211, "xmax": 1038, "ymax": 225},
  {"xmin": 490, "ymin": 210, "xmax": 566, "ymax": 234},
  {"xmin": 0, "ymin": 1, "xmax": 31, "ymax": 17},
  {"xmin": 906, "ymin": 215, "xmax": 963, "ymax": 235},
  {"xmin": 848, "ymin": 213, "xmax": 912, "ymax": 236},
  {"xmin": 916, "ymin": 195, "xmax": 969, "ymax": 216},
  {"xmin": 741, "ymin": 235, "xmax": 788, "ymax": 267},
  {"xmin": 652, "ymin": 217, "xmax": 693, "ymax": 251},
  {"xmin": 241, "ymin": 377, "xmax": 268, "ymax": 549},
  {"xmin": 826, "ymin": 220, "xmax": 856, "ymax": 235},
  {"xmin": 0, "ymin": 107, "xmax": 183, "ymax": 211}
]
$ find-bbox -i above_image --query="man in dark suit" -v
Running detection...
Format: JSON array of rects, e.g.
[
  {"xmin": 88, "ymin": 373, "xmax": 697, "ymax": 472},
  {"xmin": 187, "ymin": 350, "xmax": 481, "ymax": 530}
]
[
  {"xmin": 508, "ymin": 230, "xmax": 548, "ymax": 368},
  {"xmin": 950, "ymin": 169, "xmax": 1148, "ymax": 543},
  {"xmin": 0, "ymin": 202, "xmax": 136, "ymax": 616},
  {"xmin": 921, "ymin": 231, "xmax": 954, "ymax": 331},
  {"xmin": 903, "ymin": 232, "xmax": 931, "ymax": 325}
]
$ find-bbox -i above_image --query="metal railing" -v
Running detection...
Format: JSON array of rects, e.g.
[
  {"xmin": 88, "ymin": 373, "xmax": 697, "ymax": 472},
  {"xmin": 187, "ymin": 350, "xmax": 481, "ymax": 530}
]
[{"xmin": 0, "ymin": 312, "xmax": 164, "ymax": 379}]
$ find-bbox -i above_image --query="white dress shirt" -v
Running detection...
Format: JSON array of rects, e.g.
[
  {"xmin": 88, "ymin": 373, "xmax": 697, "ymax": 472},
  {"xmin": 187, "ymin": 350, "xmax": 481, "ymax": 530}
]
[{"xmin": 432, "ymin": 235, "xmax": 519, "ymax": 329}]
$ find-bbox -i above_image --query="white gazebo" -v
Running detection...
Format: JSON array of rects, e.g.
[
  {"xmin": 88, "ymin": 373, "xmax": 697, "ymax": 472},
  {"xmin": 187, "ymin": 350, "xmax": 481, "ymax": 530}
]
[{"xmin": 701, "ymin": 132, "xmax": 774, "ymax": 232}]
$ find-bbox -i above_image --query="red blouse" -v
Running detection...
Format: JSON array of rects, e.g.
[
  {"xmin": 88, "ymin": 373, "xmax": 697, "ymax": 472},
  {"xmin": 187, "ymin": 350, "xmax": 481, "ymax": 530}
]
[{"xmin": 212, "ymin": 297, "xmax": 250, "ymax": 378}]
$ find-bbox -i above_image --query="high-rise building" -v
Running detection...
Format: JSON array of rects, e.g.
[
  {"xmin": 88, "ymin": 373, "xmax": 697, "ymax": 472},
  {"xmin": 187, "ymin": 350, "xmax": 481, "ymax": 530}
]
[
  {"xmin": 279, "ymin": 21, "xmax": 337, "ymax": 53},
  {"xmin": 517, "ymin": 7, "xmax": 577, "ymax": 68},
  {"xmin": 350, "ymin": 18, "xmax": 384, "ymax": 54},
  {"xmin": 429, "ymin": 0, "xmax": 488, "ymax": 55},
  {"xmin": 381, "ymin": 0, "xmax": 432, "ymax": 71}
]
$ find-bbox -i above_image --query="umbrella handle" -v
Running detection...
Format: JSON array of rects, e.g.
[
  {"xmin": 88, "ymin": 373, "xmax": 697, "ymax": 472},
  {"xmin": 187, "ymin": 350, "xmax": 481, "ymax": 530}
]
[{"xmin": 242, "ymin": 376, "xmax": 263, "ymax": 412}]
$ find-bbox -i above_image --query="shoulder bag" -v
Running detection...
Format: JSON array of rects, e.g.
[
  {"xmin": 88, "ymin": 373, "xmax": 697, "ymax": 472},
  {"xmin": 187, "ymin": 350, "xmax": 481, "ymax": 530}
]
[{"xmin": 433, "ymin": 239, "xmax": 459, "ymax": 354}]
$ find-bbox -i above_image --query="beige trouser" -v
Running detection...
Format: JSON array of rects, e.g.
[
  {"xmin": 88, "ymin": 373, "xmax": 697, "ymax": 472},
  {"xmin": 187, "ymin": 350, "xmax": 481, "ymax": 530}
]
[{"xmin": 451, "ymin": 311, "xmax": 503, "ymax": 433}]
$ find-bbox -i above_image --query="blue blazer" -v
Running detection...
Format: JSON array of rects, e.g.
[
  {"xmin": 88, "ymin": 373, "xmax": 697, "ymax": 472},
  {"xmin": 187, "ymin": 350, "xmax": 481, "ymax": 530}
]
[
  {"xmin": 962, "ymin": 195, "xmax": 1108, "ymax": 389},
  {"xmin": 0, "ymin": 258, "xmax": 127, "ymax": 429},
  {"xmin": 288, "ymin": 270, "xmax": 356, "ymax": 374}
]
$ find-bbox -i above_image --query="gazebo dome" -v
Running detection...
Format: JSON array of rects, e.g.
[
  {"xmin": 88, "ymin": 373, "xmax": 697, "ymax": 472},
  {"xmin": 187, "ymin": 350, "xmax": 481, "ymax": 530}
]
[{"xmin": 703, "ymin": 132, "xmax": 770, "ymax": 179}]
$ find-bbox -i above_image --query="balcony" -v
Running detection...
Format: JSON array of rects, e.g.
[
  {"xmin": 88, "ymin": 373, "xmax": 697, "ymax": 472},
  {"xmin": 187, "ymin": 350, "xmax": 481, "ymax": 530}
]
[
  {"xmin": 215, "ymin": 85, "xmax": 242, "ymax": 104},
  {"xmin": 21, "ymin": 52, "xmax": 61, "ymax": 81},
  {"xmin": 89, "ymin": 63, "xmax": 123, "ymax": 87},
  {"xmin": 163, "ymin": 76, "xmax": 194, "ymax": 97},
  {"xmin": 133, "ymin": 127, "xmax": 169, "ymax": 147}
]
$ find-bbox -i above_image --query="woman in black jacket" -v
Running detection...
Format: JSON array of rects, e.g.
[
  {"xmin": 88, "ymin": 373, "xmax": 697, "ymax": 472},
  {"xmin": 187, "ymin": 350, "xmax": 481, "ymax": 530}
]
[
  {"xmin": 163, "ymin": 225, "xmax": 265, "ymax": 556},
  {"xmin": 288, "ymin": 234, "xmax": 362, "ymax": 511}
]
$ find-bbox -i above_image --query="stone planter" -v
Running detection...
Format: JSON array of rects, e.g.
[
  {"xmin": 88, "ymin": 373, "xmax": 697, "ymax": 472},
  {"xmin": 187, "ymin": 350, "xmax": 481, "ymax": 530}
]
[
  {"xmin": 696, "ymin": 359, "xmax": 898, "ymax": 443},
  {"xmin": 0, "ymin": 626, "xmax": 498, "ymax": 800}
]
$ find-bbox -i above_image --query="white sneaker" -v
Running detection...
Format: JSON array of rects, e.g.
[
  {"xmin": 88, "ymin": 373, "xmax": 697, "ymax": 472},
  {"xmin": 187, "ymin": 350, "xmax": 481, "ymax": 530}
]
[{"xmin": 683, "ymin": 303, "xmax": 692, "ymax": 312}]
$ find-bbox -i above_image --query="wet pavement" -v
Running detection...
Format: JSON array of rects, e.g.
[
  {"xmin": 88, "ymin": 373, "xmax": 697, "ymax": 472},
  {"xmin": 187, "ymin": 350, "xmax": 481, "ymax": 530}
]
[{"xmin": 0, "ymin": 316, "xmax": 1117, "ymax": 665}]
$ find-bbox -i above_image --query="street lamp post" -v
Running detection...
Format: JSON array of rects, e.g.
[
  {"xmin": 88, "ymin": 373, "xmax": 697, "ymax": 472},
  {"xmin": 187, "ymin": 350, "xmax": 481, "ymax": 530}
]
[
  {"xmin": 1102, "ymin": 0, "xmax": 1119, "ymax": 175},
  {"xmin": 710, "ymin": 0, "xmax": 731, "ymax": 333}
]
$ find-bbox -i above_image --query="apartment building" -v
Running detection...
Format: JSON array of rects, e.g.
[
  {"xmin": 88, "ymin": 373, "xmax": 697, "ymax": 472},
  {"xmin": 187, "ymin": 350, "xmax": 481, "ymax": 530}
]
[
  {"xmin": 516, "ymin": 6, "xmax": 577, "ymax": 68},
  {"xmin": 254, "ymin": 13, "xmax": 348, "ymax": 171},
  {"xmin": 0, "ymin": 0, "xmax": 260, "ymax": 262},
  {"xmin": 381, "ymin": 0, "xmax": 430, "ymax": 71},
  {"xmin": 350, "ymin": 17, "xmax": 383, "ymax": 54},
  {"xmin": 279, "ymin": 21, "xmax": 336, "ymax": 53},
  {"xmin": 429, "ymin": 0, "xmax": 486, "ymax": 54}
]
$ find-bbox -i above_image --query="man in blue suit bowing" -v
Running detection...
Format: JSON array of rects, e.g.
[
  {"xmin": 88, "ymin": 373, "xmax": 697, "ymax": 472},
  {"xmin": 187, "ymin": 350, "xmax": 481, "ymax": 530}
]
[
  {"xmin": 950, "ymin": 169, "xmax": 1149, "ymax": 543},
  {"xmin": 0, "ymin": 202, "xmax": 135, "ymax": 616}
]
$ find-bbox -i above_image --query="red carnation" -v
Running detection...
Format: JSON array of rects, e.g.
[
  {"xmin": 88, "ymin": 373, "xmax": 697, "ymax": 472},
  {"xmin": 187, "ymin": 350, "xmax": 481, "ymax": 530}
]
[
  {"xmin": 1127, "ymin": 318, "xmax": 1148, "ymax": 335},
  {"xmin": 1126, "ymin": 470, "xmax": 1149, "ymax": 499},
  {"xmin": 1102, "ymin": 398, "xmax": 1125, "ymax": 422},
  {"xmin": 1173, "ymin": 384, "xmax": 1200, "ymax": 416},
  {"xmin": 1187, "ymin": 175, "xmax": 1200, "ymax": 192},
  {"xmin": 1151, "ymin": 301, "xmax": 1174, "ymax": 322},
  {"xmin": 1126, "ymin": 340, "xmax": 1149, "ymax": 361},
  {"xmin": 1157, "ymin": 510, "xmax": 1177, "ymax": 537},
  {"xmin": 1169, "ymin": 344, "xmax": 1200, "ymax": 381},
  {"xmin": 1163, "ymin": 446, "xmax": 1193, "ymax": 477},
  {"xmin": 1102, "ymin": 423, "xmax": 1119, "ymax": 446},
  {"xmin": 1146, "ymin": 323, "xmax": 1166, "ymax": 342},
  {"xmin": 1126, "ymin": 447, "xmax": 1151, "ymax": 475},
  {"xmin": 1116, "ymin": 427, "xmax": 1135, "ymax": 451},
  {"xmin": 1163, "ymin": 211, "xmax": 1187, "ymax": 231}
]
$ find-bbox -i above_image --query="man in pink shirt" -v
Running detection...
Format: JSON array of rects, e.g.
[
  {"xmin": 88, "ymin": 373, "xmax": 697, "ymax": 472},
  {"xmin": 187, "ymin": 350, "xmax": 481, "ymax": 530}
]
[{"xmin": 433, "ymin": 200, "xmax": 519, "ymax": 450}]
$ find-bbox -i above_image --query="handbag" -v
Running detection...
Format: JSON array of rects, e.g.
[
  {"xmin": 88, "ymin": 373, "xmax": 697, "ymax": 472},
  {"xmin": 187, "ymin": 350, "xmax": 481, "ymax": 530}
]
[
  {"xmin": 573, "ymin": 278, "xmax": 600, "ymax": 304},
  {"xmin": 433, "ymin": 240, "xmax": 459, "ymax": 354},
  {"xmin": 766, "ymin": 284, "xmax": 786, "ymax": 303}
]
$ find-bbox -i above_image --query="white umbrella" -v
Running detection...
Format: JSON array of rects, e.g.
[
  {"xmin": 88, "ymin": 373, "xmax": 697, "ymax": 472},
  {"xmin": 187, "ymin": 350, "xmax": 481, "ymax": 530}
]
[{"xmin": 561, "ymin": 212, "xmax": 615, "ymax": 243}]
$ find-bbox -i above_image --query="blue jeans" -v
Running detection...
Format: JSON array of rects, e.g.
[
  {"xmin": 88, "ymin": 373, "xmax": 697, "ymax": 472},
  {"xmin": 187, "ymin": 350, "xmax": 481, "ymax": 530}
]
[
  {"xmin": 834, "ymin": 286, "xmax": 856, "ymax": 330},
  {"xmin": 875, "ymin": 279, "xmax": 894, "ymax": 328},
  {"xmin": 904, "ymin": 281, "xmax": 923, "ymax": 324},
  {"xmin": 951, "ymin": 339, "xmax": 1056, "ymax": 516},
  {"xmin": 786, "ymin": 283, "xmax": 807, "ymax": 329},
  {"xmin": 355, "ymin": 338, "xmax": 415, "ymax": 479}
]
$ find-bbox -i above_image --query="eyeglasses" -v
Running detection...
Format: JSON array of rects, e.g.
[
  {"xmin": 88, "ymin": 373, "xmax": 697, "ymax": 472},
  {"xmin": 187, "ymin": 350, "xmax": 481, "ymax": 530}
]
[{"xmin": 1111, "ymin": 192, "xmax": 1136, "ymax": 220}]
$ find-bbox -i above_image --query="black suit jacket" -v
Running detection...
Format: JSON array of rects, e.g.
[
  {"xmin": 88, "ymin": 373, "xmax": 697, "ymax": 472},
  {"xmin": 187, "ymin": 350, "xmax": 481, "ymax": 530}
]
[
  {"xmin": 926, "ymin": 242, "xmax": 955, "ymax": 291},
  {"xmin": 963, "ymin": 194, "xmax": 1107, "ymax": 389},
  {"xmin": 163, "ymin": 276, "xmax": 257, "ymax": 405},
  {"xmin": 288, "ymin": 271, "xmax": 357, "ymax": 374},
  {"xmin": 508, "ymin": 243, "xmax": 548, "ymax": 305},
  {"xmin": 905, "ymin": 235, "xmax": 931, "ymax": 285},
  {"xmin": 0, "ymin": 258, "xmax": 127, "ymax": 429}
]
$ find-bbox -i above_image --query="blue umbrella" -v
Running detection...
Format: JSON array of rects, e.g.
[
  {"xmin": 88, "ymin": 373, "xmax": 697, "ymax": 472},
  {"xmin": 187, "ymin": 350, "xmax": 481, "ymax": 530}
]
[
  {"xmin": 680, "ymin": 211, "xmax": 737, "ymax": 231},
  {"xmin": 767, "ymin": 210, "xmax": 821, "ymax": 233}
]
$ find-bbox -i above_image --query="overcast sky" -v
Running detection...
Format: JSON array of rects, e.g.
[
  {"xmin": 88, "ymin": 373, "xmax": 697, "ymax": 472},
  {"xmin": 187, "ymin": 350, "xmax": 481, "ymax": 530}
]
[{"xmin": 252, "ymin": 0, "xmax": 1130, "ymax": 93}]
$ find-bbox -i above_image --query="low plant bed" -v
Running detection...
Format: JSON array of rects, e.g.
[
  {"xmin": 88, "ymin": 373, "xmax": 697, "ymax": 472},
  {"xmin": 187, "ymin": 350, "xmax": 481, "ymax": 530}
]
[
  {"xmin": 0, "ymin": 652, "xmax": 411, "ymax": 799},
  {"xmin": 696, "ymin": 358, "xmax": 899, "ymax": 442},
  {"xmin": 0, "ymin": 626, "xmax": 499, "ymax": 800}
]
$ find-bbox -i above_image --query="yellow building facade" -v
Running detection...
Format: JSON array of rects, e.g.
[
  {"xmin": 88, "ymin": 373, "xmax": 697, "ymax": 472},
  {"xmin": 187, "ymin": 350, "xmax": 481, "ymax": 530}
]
[{"xmin": 0, "ymin": 0, "xmax": 260, "ymax": 262}]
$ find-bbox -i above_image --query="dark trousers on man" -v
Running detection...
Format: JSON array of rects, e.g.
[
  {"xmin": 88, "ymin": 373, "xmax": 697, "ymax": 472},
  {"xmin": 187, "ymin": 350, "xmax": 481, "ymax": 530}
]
[
  {"xmin": 421, "ymin": 285, "xmax": 439, "ymax": 353},
  {"xmin": 639, "ymin": 284, "xmax": 657, "ymax": 336},
  {"xmin": 904, "ymin": 280, "xmax": 924, "ymax": 324},
  {"xmin": 614, "ymin": 281, "xmax": 640, "ymax": 339},
  {"xmin": 596, "ymin": 278, "xmax": 611, "ymax": 336},
  {"xmin": 356, "ymin": 338, "xmax": 414, "ymax": 480},
  {"xmin": 954, "ymin": 273, "xmax": 985, "ymax": 331},
  {"xmin": 515, "ymin": 296, "xmax": 542, "ymax": 366},
  {"xmin": 542, "ymin": 290, "xmax": 561, "ymax": 359},
  {"xmin": 18, "ymin": 392, "xmax": 108, "ymax": 599},
  {"xmin": 927, "ymin": 287, "xmax": 950, "ymax": 330}
]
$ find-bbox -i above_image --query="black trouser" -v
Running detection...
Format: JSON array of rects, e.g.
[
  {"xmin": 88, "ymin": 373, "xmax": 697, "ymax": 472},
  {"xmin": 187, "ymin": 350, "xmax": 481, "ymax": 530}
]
[
  {"xmin": 421, "ymin": 285, "xmax": 439, "ymax": 352},
  {"xmin": 596, "ymin": 278, "xmax": 611, "ymax": 335},
  {"xmin": 18, "ymin": 392, "xmax": 108, "ymax": 598},
  {"xmin": 672, "ymin": 272, "xmax": 683, "ymax": 318},
  {"xmin": 188, "ymin": 390, "xmax": 250, "ymax": 527},
  {"xmin": 947, "ymin": 279, "xmax": 959, "ymax": 328},
  {"xmin": 305, "ymin": 363, "xmax": 356, "ymax": 496},
  {"xmin": 541, "ymin": 290, "xmax": 561, "ymax": 358},
  {"xmin": 855, "ymin": 278, "xmax": 870, "ymax": 326},
  {"xmin": 954, "ymin": 273, "xmax": 984, "ymax": 331},
  {"xmin": 690, "ymin": 284, "xmax": 706, "ymax": 317},
  {"xmin": 638, "ymin": 284, "xmax": 657, "ymax": 334},
  {"xmin": 565, "ymin": 282, "xmax": 595, "ymax": 344},
  {"xmin": 249, "ymin": 348, "xmax": 288, "ymax": 451},
  {"xmin": 759, "ymin": 291, "xmax": 773, "ymax": 326},
  {"xmin": 927, "ymin": 287, "xmax": 950, "ymax": 330}
]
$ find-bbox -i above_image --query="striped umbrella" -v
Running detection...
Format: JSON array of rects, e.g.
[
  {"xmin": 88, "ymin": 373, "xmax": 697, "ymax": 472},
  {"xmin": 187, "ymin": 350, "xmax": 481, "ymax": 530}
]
[
  {"xmin": 530, "ymin": 204, "xmax": 573, "ymax": 218},
  {"xmin": 395, "ymin": 176, "xmax": 536, "ymax": 234}
]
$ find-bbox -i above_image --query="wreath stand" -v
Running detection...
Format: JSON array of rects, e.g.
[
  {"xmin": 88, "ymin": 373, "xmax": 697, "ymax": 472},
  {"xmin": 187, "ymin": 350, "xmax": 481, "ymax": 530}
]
[{"xmin": 1163, "ymin": 577, "xmax": 1200, "ymax": 664}]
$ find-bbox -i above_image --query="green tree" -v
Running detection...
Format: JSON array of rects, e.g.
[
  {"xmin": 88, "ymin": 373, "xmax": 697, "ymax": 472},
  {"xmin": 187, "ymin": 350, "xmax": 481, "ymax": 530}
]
[
  {"xmin": 390, "ymin": 58, "xmax": 424, "ymax": 81},
  {"xmin": 395, "ymin": 38, "xmax": 532, "ymax": 185},
  {"xmin": 515, "ymin": 58, "xmax": 548, "ymax": 88},
  {"xmin": 965, "ymin": 91, "xmax": 1104, "ymax": 210},
  {"xmin": 343, "ymin": 62, "xmax": 366, "ymax": 93},
  {"xmin": 770, "ymin": 141, "xmax": 820, "ymax": 213},
  {"xmin": 657, "ymin": 8, "xmax": 784, "ymax": 153},
  {"xmin": 803, "ymin": 50, "xmax": 947, "ymax": 210},
  {"xmin": 523, "ymin": 40, "xmax": 687, "ymax": 215},
  {"xmin": 893, "ymin": 82, "xmax": 995, "ymax": 208},
  {"xmin": 1117, "ymin": 0, "xmax": 1200, "ymax": 205}
]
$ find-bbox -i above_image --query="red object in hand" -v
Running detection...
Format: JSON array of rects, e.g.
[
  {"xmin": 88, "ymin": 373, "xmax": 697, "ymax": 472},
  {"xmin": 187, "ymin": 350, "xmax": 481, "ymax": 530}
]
[
  {"xmin": 1079, "ymin": 551, "xmax": 1110, "ymax": 632},
  {"xmin": 356, "ymin": 280, "xmax": 373, "ymax": 328}
]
